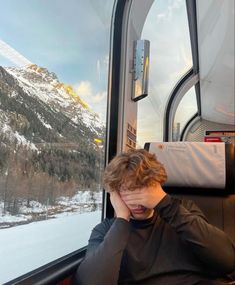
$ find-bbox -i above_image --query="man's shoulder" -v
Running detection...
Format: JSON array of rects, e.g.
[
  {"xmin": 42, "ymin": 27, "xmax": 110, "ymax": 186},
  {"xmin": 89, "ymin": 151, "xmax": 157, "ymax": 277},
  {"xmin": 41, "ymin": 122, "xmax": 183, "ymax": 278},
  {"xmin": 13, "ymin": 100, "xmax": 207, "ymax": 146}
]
[
  {"xmin": 176, "ymin": 197, "xmax": 207, "ymax": 220},
  {"xmin": 170, "ymin": 195, "xmax": 201, "ymax": 211}
]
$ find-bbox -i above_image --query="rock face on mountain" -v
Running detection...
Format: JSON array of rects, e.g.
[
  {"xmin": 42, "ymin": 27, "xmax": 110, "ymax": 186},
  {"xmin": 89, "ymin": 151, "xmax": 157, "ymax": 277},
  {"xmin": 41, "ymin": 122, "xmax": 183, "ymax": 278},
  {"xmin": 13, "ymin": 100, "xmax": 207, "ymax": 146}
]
[
  {"xmin": 0, "ymin": 64, "xmax": 104, "ymax": 145},
  {"xmin": 0, "ymin": 65, "xmax": 105, "ymax": 209}
]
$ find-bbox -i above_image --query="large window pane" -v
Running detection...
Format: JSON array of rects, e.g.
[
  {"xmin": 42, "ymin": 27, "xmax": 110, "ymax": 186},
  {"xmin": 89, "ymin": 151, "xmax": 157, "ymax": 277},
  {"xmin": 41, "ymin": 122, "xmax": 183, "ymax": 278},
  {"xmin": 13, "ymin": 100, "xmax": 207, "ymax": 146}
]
[
  {"xmin": 0, "ymin": 0, "xmax": 114, "ymax": 283},
  {"xmin": 173, "ymin": 87, "xmax": 197, "ymax": 141},
  {"xmin": 137, "ymin": 0, "xmax": 192, "ymax": 146}
]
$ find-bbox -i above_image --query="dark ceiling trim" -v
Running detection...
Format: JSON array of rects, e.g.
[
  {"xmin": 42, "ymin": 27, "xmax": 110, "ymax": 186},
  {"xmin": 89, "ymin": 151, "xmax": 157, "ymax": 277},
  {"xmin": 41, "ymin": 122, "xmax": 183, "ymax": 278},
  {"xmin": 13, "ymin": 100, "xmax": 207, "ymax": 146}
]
[
  {"xmin": 186, "ymin": 0, "xmax": 199, "ymax": 73},
  {"xmin": 195, "ymin": 81, "xmax": 201, "ymax": 116},
  {"xmin": 186, "ymin": 0, "xmax": 201, "ymax": 116},
  {"xmin": 106, "ymin": 0, "xmax": 127, "ymax": 163}
]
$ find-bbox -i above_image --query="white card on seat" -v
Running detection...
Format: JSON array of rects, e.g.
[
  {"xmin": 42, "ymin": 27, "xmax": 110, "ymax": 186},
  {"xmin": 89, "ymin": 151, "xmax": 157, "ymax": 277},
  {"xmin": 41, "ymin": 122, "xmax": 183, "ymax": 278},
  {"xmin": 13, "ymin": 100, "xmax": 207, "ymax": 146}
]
[{"xmin": 149, "ymin": 142, "xmax": 226, "ymax": 189}]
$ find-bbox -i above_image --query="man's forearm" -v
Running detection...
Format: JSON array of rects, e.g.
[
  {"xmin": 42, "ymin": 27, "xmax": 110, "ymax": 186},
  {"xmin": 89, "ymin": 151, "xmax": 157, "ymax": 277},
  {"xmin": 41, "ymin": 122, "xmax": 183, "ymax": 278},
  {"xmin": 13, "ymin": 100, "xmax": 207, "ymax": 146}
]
[{"xmin": 75, "ymin": 218, "xmax": 130, "ymax": 285}]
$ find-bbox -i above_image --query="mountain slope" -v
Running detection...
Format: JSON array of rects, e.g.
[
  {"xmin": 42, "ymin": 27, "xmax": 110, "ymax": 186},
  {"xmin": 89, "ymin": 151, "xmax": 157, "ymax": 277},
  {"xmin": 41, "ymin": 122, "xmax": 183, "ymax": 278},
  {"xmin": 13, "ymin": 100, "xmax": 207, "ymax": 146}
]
[
  {"xmin": 0, "ymin": 65, "xmax": 105, "ymax": 208},
  {"xmin": 0, "ymin": 65, "xmax": 104, "ymax": 146}
]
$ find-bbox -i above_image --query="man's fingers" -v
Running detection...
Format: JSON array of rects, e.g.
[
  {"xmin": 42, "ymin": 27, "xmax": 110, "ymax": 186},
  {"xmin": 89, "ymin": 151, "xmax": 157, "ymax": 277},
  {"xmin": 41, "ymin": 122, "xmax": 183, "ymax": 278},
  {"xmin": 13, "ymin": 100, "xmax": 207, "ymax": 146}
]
[
  {"xmin": 122, "ymin": 195, "xmax": 144, "ymax": 205},
  {"xmin": 120, "ymin": 189, "xmax": 142, "ymax": 195},
  {"xmin": 121, "ymin": 191, "xmax": 144, "ymax": 199},
  {"xmin": 110, "ymin": 191, "xmax": 119, "ymax": 198}
]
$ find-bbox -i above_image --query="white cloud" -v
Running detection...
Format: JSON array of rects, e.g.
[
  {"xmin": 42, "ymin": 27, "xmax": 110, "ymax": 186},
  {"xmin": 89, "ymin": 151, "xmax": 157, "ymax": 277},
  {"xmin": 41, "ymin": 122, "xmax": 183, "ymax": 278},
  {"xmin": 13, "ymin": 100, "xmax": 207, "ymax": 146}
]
[
  {"xmin": 179, "ymin": 43, "xmax": 192, "ymax": 66},
  {"xmin": 92, "ymin": 91, "xmax": 106, "ymax": 103},
  {"xmin": 157, "ymin": 0, "xmax": 184, "ymax": 22},
  {"xmin": 0, "ymin": 39, "xmax": 32, "ymax": 67},
  {"xmin": 96, "ymin": 55, "xmax": 109, "ymax": 82},
  {"xmin": 76, "ymin": 81, "xmax": 93, "ymax": 98},
  {"xmin": 102, "ymin": 54, "xmax": 109, "ymax": 67},
  {"xmin": 75, "ymin": 81, "xmax": 106, "ymax": 104},
  {"xmin": 97, "ymin": 59, "xmax": 101, "ymax": 81},
  {"xmin": 74, "ymin": 81, "xmax": 107, "ymax": 123},
  {"xmin": 157, "ymin": 13, "xmax": 167, "ymax": 22}
]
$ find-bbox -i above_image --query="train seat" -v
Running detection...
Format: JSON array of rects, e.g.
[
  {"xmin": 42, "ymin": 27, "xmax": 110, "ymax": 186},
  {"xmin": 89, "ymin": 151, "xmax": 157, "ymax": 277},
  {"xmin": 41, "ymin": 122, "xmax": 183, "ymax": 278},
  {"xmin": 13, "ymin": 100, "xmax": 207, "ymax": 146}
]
[
  {"xmin": 144, "ymin": 142, "xmax": 235, "ymax": 242},
  {"xmin": 144, "ymin": 142, "xmax": 235, "ymax": 281}
]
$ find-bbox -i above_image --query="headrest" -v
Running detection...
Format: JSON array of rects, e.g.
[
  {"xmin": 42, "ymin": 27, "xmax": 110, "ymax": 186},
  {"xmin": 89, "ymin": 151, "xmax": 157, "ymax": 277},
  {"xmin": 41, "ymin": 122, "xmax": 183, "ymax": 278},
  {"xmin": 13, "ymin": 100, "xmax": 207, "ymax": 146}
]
[{"xmin": 144, "ymin": 142, "xmax": 235, "ymax": 190}]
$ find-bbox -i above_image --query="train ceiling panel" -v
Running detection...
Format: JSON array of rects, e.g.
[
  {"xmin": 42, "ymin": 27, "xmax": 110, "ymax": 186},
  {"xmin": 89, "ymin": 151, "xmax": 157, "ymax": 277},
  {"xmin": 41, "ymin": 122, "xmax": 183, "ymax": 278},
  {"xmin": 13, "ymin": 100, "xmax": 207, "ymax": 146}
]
[{"xmin": 197, "ymin": 0, "xmax": 234, "ymax": 125}]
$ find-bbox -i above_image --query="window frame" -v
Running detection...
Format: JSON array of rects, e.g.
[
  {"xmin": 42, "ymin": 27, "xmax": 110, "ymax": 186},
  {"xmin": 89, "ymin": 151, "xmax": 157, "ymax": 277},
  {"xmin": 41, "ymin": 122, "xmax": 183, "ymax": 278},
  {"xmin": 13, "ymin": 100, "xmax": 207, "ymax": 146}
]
[
  {"xmin": 163, "ymin": 69, "xmax": 199, "ymax": 141},
  {"xmin": 5, "ymin": 248, "xmax": 86, "ymax": 285},
  {"xmin": 164, "ymin": 0, "xmax": 201, "ymax": 142}
]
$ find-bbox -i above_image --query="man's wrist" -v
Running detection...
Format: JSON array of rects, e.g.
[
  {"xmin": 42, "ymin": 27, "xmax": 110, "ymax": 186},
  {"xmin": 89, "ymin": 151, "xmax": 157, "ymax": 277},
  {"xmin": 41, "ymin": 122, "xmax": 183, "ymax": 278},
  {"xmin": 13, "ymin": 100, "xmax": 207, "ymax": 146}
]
[{"xmin": 116, "ymin": 214, "xmax": 130, "ymax": 221}]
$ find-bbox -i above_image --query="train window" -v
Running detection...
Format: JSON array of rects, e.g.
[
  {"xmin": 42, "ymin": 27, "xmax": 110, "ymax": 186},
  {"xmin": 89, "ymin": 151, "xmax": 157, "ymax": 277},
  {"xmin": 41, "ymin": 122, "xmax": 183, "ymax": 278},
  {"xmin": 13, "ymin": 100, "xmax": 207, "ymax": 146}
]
[
  {"xmin": 137, "ymin": 0, "xmax": 193, "ymax": 146},
  {"xmin": 0, "ymin": 0, "xmax": 114, "ymax": 283},
  {"xmin": 173, "ymin": 86, "xmax": 197, "ymax": 141}
]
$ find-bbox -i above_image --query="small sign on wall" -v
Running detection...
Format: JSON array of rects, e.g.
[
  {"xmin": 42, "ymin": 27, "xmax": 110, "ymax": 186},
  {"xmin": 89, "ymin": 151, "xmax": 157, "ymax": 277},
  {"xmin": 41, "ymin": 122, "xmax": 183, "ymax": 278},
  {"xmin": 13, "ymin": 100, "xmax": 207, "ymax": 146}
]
[
  {"xmin": 126, "ymin": 123, "xmax": 136, "ymax": 150},
  {"xmin": 204, "ymin": 130, "xmax": 235, "ymax": 143}
]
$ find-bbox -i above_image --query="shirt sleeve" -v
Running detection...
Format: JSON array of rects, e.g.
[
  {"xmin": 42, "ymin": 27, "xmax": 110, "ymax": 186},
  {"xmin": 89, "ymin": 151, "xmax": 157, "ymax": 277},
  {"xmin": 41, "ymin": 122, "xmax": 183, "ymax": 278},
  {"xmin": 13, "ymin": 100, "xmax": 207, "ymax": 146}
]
[
  {"xmin": 73, "ymin": 218, "xmax": 131, "ymax": 285},
  {"xmin": 155, "ymin": 195, "xmax": 235, "ymax": 275}
]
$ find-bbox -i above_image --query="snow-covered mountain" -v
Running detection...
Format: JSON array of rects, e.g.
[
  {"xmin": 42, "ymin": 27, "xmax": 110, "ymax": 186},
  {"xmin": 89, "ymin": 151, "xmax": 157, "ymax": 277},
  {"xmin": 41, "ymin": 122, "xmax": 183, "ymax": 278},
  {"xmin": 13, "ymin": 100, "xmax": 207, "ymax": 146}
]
[
  {"xmin": 0, "ymin": 65, "xmax": 105, "ymax": 215},
  {"xmin": 0, "ymin": 64, "xmax": 104, "ymax": 147}
]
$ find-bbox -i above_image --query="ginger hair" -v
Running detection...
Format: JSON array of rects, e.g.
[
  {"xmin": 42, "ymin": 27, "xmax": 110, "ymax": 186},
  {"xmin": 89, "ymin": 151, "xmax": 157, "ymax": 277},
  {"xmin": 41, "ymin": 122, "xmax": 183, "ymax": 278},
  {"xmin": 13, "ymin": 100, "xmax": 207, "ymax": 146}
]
[{"xmin": 103, "ymin": 149, "xmax": 167, "ymax": 192}]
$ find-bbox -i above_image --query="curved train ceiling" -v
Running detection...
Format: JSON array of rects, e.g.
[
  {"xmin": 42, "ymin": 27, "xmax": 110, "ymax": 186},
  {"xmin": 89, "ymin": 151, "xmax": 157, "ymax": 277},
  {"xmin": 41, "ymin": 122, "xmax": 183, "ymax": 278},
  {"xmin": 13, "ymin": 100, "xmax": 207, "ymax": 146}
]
[{"xmin": 197, "ymin": 0, "xmax": 235, "ymax": 125}]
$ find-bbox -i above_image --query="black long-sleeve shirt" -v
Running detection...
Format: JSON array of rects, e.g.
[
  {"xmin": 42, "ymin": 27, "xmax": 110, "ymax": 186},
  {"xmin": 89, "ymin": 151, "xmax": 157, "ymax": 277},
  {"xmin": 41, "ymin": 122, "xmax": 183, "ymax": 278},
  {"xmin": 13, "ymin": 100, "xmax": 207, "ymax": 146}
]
[{"xmin": 73, "ymin": 195, "xmax": 235, "ymax": 285}]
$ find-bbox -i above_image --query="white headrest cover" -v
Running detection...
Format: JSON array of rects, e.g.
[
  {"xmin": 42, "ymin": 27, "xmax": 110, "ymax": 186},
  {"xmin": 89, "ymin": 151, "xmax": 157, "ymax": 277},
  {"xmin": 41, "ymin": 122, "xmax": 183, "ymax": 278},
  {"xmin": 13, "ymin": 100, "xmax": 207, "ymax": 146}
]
[{"xmin": 148, "ymin": 142, "xmax": 226, "ymax": 189}]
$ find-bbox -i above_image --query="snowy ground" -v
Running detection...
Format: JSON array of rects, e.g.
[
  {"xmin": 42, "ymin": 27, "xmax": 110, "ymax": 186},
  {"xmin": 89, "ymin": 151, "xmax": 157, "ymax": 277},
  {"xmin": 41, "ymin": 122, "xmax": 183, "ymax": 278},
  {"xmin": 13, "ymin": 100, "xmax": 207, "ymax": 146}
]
[
  {"xmin": 0, "ymin": 210, "xmax": 101, "ymax": 284},
  {"xmin": 0, "ymin": 191, "xmax": 102, "ymax": 228}
]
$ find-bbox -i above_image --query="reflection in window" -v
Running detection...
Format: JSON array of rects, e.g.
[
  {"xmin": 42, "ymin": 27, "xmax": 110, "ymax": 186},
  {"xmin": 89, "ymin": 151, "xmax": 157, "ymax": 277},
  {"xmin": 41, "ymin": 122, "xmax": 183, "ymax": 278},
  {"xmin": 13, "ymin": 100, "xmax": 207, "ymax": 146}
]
[
  {"xmin": 136, "ymin": 0, "xmax": 192, "ymax": 146},
  {"xmin": 0, "ymin": 0, "xmax": 114, "ymax": 283},
  {"xmin": 173, "ymin": 87, "xmax": 197, "ymax": 141}
]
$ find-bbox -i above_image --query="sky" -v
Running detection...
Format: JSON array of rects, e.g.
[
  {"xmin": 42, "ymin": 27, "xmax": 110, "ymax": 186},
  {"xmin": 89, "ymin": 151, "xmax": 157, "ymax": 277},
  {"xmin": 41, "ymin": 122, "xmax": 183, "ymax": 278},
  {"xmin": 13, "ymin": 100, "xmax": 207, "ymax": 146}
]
[{"xmin": 0, "ymin": 0, "xmax": 114, "ymax": 122}]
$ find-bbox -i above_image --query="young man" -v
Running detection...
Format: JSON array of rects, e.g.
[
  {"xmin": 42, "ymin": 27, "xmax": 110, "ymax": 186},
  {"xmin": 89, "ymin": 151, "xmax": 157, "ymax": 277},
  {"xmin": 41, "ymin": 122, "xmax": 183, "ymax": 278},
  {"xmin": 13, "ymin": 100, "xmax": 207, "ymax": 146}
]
[{"xmin": 73, "ymin": 149, "xmax": 235, "ymax": 285}]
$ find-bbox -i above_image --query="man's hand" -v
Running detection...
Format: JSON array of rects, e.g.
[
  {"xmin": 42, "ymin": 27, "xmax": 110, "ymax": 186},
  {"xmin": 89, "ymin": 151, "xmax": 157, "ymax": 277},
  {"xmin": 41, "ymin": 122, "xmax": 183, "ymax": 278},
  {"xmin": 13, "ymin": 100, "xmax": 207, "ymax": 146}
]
[
  {"xmin": 120, "ymin": 183, "xmax": 166, "ymax": 209},
  {"xmin": 110, "ymin": 191, "xmax": 131, "ymax": 221}
]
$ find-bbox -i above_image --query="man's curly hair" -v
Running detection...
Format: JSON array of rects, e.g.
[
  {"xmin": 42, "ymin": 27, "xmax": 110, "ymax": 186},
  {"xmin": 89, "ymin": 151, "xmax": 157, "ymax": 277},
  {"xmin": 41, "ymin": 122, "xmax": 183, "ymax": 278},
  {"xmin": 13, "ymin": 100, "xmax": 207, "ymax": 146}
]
[{"xmin": 103, "ymin": 149, "xmax": 167, "ymax": 192}]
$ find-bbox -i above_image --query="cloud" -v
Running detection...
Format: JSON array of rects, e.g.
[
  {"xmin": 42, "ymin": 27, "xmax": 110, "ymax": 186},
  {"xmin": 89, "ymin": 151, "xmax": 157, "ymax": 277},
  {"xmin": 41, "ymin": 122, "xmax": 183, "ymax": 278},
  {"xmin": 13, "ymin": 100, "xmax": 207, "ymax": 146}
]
[
  {"xmin": 75, "ymin": 81, "xmax": 106, "ymax": 104},
  {"xmin": 137, "ymin": 112, "xmax": 163, "ymax": 147},
  {"xmin": 97, "ymin": 60, "xmax": 101, "ymax": 81},
  {"xmin": 92, "ymin": 91, "xmax": 106, "ymax": 103},
  {"xmin": 157, "ymin": 0, "xmax": 184, "ymax": 22},
  {"xmin": 76, "ymin": 81, "xmax": 93, "ymax": 97},
  {"xmin": 74, "ymin": 81, "xmax": 107, "ymax": 123},
  {"xmin": 0, "ymin": 39, "xmax": 32, "ymax": 67},
  {"xmin": 96, "ymin": 55, "xmax": 109, "ymax": 82}
]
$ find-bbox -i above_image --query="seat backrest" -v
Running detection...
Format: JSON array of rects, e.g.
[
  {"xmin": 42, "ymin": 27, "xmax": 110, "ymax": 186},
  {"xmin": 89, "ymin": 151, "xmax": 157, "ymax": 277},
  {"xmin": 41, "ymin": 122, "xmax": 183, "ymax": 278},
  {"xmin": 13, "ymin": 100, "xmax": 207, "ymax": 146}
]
[{"xmin": 144, "ymin": 142, "xmax": 235, "ymax": 242}]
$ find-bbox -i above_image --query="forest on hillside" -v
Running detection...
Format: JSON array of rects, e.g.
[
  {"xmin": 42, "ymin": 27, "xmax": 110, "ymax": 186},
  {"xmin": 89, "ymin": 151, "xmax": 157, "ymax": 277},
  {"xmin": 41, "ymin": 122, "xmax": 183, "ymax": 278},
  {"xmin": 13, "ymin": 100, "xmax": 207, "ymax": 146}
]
[{"xmin": 0, "ymin": 134, "xmax": 104, "ymax": 216}]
